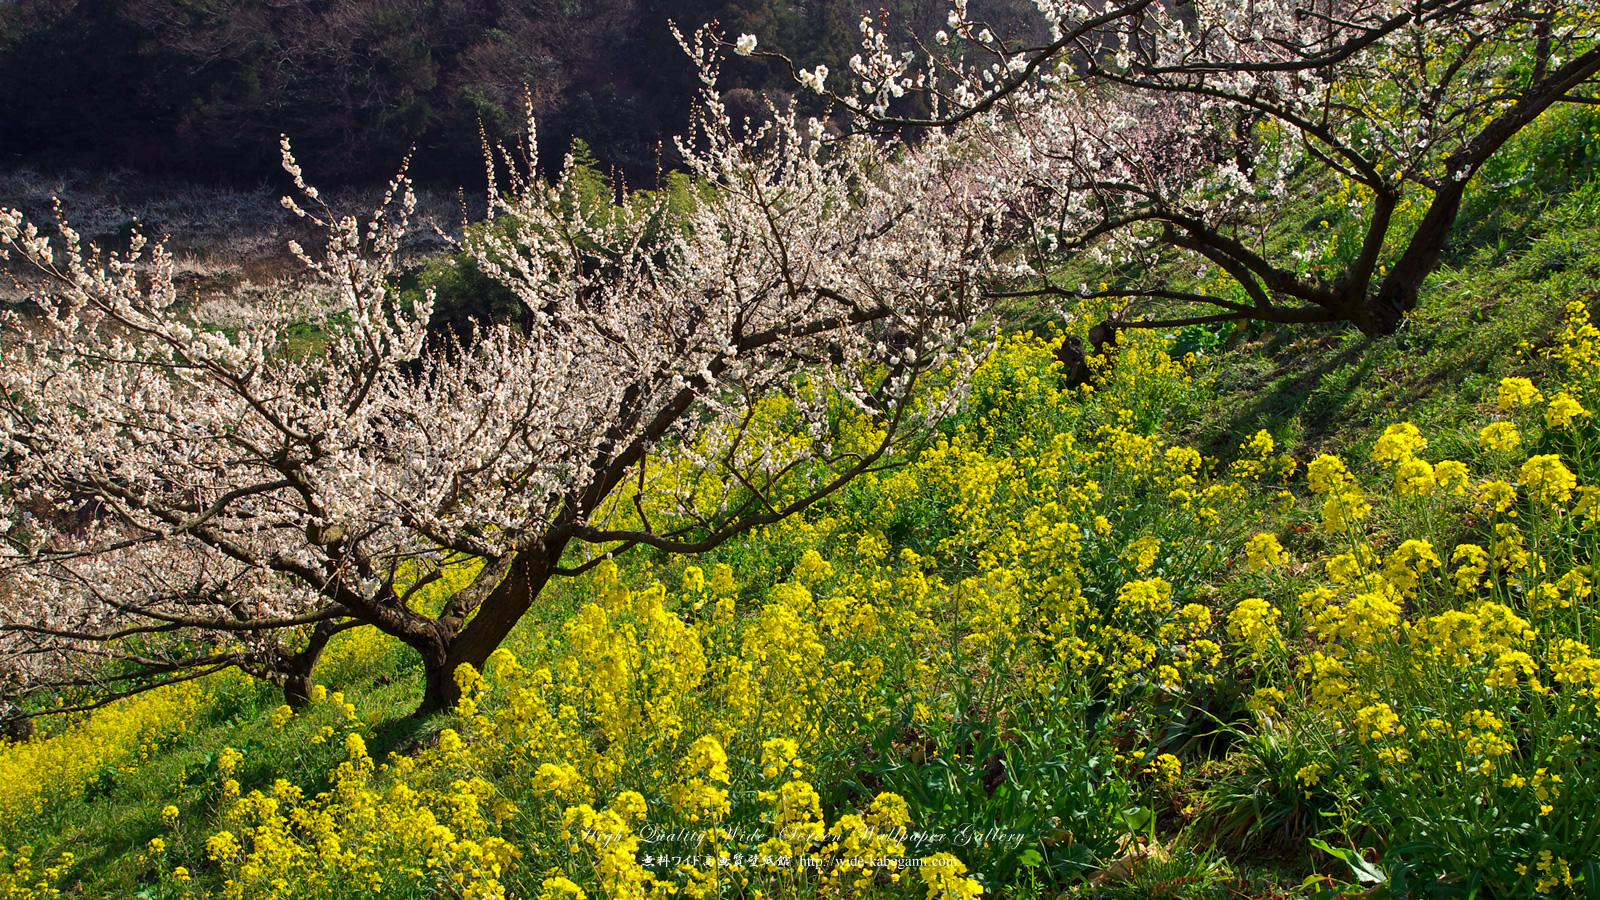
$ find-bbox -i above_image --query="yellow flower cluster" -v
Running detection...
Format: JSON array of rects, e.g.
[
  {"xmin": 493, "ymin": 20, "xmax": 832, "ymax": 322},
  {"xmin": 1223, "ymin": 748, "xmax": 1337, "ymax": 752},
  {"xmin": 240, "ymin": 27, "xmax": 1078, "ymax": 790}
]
[
  {"xmin": 119, "ymin": 330, "xmax": 1235, "ymax": 897},
  {"xmin": 1480, "ymin": 421, "xmax": 1521, "ymax": 452},
  {"xmin": 205, "ymin": 703, "xmax": 520, "ymax": 900},
  {"xmin": 1278, "ymin": 300, "xmax": 1599, "ymax": 886},
  {"xmin": 1242, "ymin": 533, "xmax": 1284, "ymax": 571},
  {"xmin": 1227, "ymin": 598, "xmax": 1282, "ymax": 658},
  {"xmin": 0, "ymin": 847, "xmax": 74, "ymax": 900},
  {"xmin": 1498, "ymin": 377, "xmax": 1544, "ymax": 411},
  {"xmin": 1521, "ymin": 455, "xmax": 1577, "ymax": 504},
  {"xmin": 1554, "ymin": 300, "xmax": 1600, "ymax": 400},
  {"xmin": 1544, "ymin": 392, "xmax": 1588, "ymax": 429},
  {"xmin": 0, "ymin": 677, "xmax": 219, "ymax": 823},
  {"xmin": 918, "ymin": 853, "xmax": 985, "ymax": 900},
  {"xmin": 1307, "ymin": 454, "xmax": 1372, "ymax": 534},
  {"xmin": 7, "ymin": 311, "xmax": 1594, "ymax": 898}
]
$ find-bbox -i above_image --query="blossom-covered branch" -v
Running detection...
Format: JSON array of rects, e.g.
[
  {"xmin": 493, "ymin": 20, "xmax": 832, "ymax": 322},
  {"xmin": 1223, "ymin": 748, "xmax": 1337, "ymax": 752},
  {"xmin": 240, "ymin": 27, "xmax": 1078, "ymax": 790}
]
[
  {"xmin": 1, "ymin": 27, "xmax": 1010, "ymax": 716},
  {"xmin": 760, "ymin": 0, "xmax": 1600, "ymax": 335}
]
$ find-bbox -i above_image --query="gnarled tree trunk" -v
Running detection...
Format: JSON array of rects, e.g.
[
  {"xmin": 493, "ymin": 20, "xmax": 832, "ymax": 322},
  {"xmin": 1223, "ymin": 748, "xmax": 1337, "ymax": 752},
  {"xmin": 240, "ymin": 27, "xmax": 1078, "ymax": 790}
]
[{"xmin": 413, "ymin": 539, "xmax": 568, "ymax": 715}]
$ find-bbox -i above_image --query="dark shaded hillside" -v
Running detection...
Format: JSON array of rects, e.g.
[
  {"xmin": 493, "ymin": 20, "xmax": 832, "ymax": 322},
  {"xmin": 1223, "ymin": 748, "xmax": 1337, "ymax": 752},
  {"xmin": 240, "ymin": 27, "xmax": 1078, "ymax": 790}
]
[{"xmin": 0, "ymin": 0, "xmax": 1044, "ymax": 189}]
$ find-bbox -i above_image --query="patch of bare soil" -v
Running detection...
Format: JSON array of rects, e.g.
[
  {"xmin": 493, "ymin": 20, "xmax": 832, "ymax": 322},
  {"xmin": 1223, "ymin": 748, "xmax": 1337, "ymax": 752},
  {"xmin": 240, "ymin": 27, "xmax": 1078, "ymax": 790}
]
[{"xmin": 1, "ymin": 168, "xmax": 467, "ymax": 310}]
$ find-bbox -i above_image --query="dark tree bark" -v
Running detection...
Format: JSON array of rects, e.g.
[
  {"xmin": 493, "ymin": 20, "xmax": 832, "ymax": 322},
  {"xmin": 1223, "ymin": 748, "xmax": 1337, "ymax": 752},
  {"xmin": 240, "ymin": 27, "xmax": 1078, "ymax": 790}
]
[{"xmin": 414, "ymin": 542, "xmax": 561, "ymax": 715}]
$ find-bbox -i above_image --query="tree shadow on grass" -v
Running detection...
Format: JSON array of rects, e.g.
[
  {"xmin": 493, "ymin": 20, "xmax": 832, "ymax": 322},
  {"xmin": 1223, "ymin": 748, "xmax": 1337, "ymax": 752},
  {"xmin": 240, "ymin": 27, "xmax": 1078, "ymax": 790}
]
[{"xmin": 1187, "ymin": 325, "xmax": 1381, "ymax": 460}]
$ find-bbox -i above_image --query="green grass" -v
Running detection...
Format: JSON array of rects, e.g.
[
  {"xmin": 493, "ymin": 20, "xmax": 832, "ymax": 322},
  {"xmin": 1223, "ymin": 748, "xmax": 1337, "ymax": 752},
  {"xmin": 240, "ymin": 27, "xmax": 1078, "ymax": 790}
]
[{"xmin": 1178, "ymin": 179, "xmax": 1600, "ymax": 465}]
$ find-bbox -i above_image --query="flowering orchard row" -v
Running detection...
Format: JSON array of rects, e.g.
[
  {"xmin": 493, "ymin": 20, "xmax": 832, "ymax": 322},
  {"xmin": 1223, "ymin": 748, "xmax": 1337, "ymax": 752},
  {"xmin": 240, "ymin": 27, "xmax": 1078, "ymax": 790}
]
[{"xmin": 4, "ymin": 298, "xmax": 1598, "ymax": 898}]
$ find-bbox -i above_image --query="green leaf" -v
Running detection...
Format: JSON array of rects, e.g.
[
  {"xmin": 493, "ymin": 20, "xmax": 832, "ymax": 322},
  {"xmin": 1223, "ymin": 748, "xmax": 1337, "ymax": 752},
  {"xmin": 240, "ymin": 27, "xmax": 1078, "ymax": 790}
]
[
  {"xmin": 1121, "ymin": 805, "xmax": 1153, "ymax": 834},
  {"xmin": 1310, "ymin": 838, "xmax": 1388, "ymax": 884}
]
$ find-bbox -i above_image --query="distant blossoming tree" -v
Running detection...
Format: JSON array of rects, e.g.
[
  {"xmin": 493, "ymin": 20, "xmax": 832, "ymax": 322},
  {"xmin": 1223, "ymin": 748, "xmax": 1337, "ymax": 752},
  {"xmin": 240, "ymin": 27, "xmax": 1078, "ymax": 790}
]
[
  {"xmin": 0, "ymin": 27, "xmax": 1008, "ymax": 716},
  {"xmin": 758, "ymin": 0, "xmax": 1600, "ymax": 335}
]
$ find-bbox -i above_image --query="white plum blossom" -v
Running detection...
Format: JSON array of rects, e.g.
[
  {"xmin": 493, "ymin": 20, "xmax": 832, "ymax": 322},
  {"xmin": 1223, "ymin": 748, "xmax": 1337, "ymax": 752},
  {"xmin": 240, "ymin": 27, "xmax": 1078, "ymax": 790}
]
[
  {"xmin": 798, "ymin": 64, "xmax": 829, "ymax": 93},
  {"xmin": 1, "ymin": 26, "xmax": 1010, "ymax": 715},
  {"xmin": 773, "ymin": 0, "xmax": 1600, "ymax": 336}
]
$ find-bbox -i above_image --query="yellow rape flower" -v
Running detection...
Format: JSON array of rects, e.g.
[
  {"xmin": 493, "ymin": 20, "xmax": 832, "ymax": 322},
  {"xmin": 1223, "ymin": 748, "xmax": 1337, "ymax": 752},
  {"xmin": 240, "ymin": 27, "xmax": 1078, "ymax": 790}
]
[
  {"xmin": 1227, "ymin": 598, "xmax": 1281, "ymax": 653},
  {"xmin": 537, "ymin": 876, "xmax": 588, "ymax": 900},
  {"xmin": 1326, "ymin": 545, "xmax": 1377, "ymax": 585},
  {"xmin": 1459, "ymin": 710, "xmax": 1514, "ymax": 758},
  {"xmin": 1545, "ymin": 392, "xmax": 1589, "ymax": 428},
  {"xmin": 1383, "ymin": 540, "xmax": 1440, "ymax": 596},
  {"xmin": 768, "ymin": 780, "xmax": 825, "ymax": 838},
  {"xmin": 1487, "ymin": 650, "xmax": 1539, "ymax": 690},
  {"xmin": 866, "ymin": 792, "xmax": 912, "ymax": 828},
  {"xmin": 1307, "ymin": 454, "xmax": 1353, "ymax": 493},
  {"xmin": 1520, "ymin": 454, "xmax": 1577, "ymax": 504},
  {"xmin": 1434, "ymin": 459, "xmax": 1470, "ymax": 493},
  {"xmin": 1245, "ymin": 430, "xmax": 1275, "ymax": 457},
  {"xmin": 792, "ymin": 549, "xmax": 833, "ymax": 586},
  {"xmin": 1248, "ymin": 686, "xmax": 1285, "ymax": 715},
  {"xmin": 1297, "ymin": 762, "xmax": 1330, "ymax": 788},
  {"xmin": 1243, "ymin": 533, "xmax": 1283, "ymax": 571},
  {"xmin": 1451, "ymin": 544, "xmax": 1491, "ymax": 592},
  {"xmin": 1532, "ymin": 768, "xmax": 1564, "ymax": 802},
  {"xmin": 216, "ymin": 746, "xmax": 242, "ymax": 776},
  {"xmin": 1493, "ymin": 522, "xmax": 1531, "ymax": 571},
  {"xmin": 437, "ymin": 729, "xmax": 463, "ymax": 755},
  {"xmin": 1497, "ymin": 376, "xmax": 1543, "ymax": 410},
  {"xmin": 760, "ymin": 738, "xmax": 804, "ymax": 781},
  {"xmin": 534, "ymin": 762, "xmax": 584, "ymax": 801},
  {"xmin": 1394, "ymin": 456, "xmax": 1436, "ymax": 495},
  {"xmin": 1477, "ymin": 479, "xmax": 1518, "ymax": 513},
  {"xmin": 684, "ymin": 735, "xmax": 731, "ymax": 784},
  {"xmin": 1145, "ymin": 753, "xmax": 1182, "ymax": 786},
  {"xmin": 680, "ymin": 565, "xmax": 706, "ymax": 595},
  {"xmin": 1315, "ymin": 589, "xmax": 1402, "ymax": 648},
  {"xmin": 1121, "ymin": 535, "xmax": 1162, "ymax": 572},
  {"xmin": 710, "ymin": 562, "xmax": 736, "ymax": 596},
  {"xmin": 1230, "ymin": 430, "xmax": 1292, "ymax": 481},
  {"xmin": 1371, "ymin": 422, "xmax": 1426, "ymax": 465},
  {"xmin": 1321, "ymin": 486, "xmax": 1371, "ymax": 534},
  {"xmin": 1115, "ymin": 578, "xmax": 1173, "ymax": 617},
  {"xmin": 613, "ymin": 791, "xmax": 648, "ymax": 822},
  {"xmin": 1479, "ymin": 422, "xmax": 1520, "ymax": 452},
  {"xmin": 1352, "ymin": 702, "xmax": 1404, "ymax": 743},
  {"xmin": 1578, "ymin": 486, "xmax": 1600, "ymax": 520},
  {"xmin": 1556, "ymin": 567, "xmax": 1592, "ymax": 602},
  {"xmin": 206, "ymin": 830, "xmax": 240, "ymax": 861},
  {"xmin": 1549, "ymin": 639, "xmax": 1600, "ymax": 689},
  {"xmin": 1165, "ymin": 445, "xmax": 1202, "ymax": 475},
  {"xmin": 1178, "ymin": 603, "xmax": 1211, "ymax": 632},
  {"xmin": 919, "ymin": 853, "xmax": 984, "ymax": 900},
  {"xmin": 1555, "ymin": 300, "xmax": 1600, "ymax": 397}
]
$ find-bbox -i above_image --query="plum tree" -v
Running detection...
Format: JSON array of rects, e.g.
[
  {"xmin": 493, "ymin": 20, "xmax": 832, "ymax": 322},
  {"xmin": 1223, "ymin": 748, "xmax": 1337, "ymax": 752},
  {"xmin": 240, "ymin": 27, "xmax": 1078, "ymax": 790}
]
[
  {"xmin": 756, "ymin": 0, "xmax": 1600, "ymax": 335},
  {"xmin": 0, "ymin": 28, "xmax": 1009, "ymax": 716}
]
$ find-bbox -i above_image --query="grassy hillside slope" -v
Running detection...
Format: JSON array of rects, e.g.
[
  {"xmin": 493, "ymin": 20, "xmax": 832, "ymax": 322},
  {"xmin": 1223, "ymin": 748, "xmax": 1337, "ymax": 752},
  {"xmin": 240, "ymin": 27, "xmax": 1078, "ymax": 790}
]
[{"xmin": 3, "ymin": 113, "xmax": 1600, "ymax": 900}]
